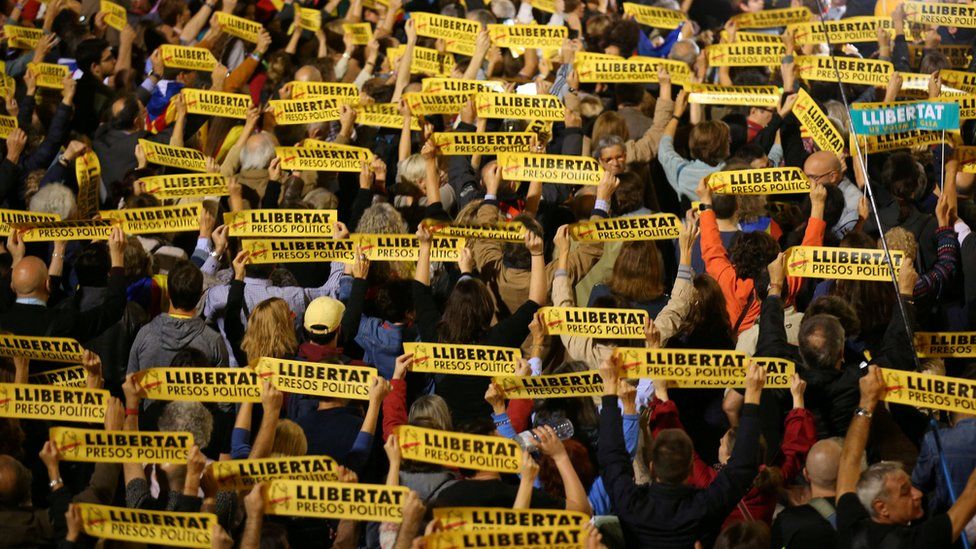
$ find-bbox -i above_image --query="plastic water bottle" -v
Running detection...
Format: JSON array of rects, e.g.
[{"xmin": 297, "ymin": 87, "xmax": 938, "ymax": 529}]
[{"xmin": 515, "ymin": 417, "xmax": 575, "ymax": 453}]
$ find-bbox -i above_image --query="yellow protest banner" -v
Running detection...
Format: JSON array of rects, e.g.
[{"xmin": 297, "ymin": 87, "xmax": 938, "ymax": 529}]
[
  {"xmin": 160, "ymin": 45, "xmax": 217, "ymax": 71},
  {"xmin": 181, "ymin": 88, "xmax": 250, "ymax": 119},
  {"xmin": 354, "ymin": 233, "xmax": 465, "ymax": 262},
  {"xmin": 432, "ymin": 132, "xmax": 535, "ymax": 155},
  {"xmin": 288, "ymin": 81, "xmax": 359, "ymax": 100},
  {"xmin": 269, "ymin": 97, "xmax": 342, "ymax": 125},
  {"xmin": 622, "ymin": 3, "xmax": 686, "ymax": 28},
  {"xmin": 138, "ymin": 367, "xmax": 264, "ymax": 403},
  {"xmin": 475, "ymin": 93, "xmax": 563, "ymax": 121},
  {"xmin": 576, "ymin": 57, "xmax": 691, "ymax": 85},
  {"xmin": 939, "ymin": 69, "xmax": 976, "ymax": 94},
  {"xmin": 421, "ymin": 78, "xmax": 505, "ymax": 94},
  {"xmin": 140, "ymin": 173, "xmax": 227, "ymax": 198},
  {"xmin": 212, "ymin": 456, "xmax": 340, "ymax": 490},
  {"xmin": 797, "ymin": 56, "xmax": 893, "ymax": 87},
  {"xmin": 277, "ymin": 144, "xmax": 372, "ymax": 171},
  {"xmin": 574, "ymin": 51, "xmax": 625, "ymax": 65},
  {"xmin": 100, "ymin": 0, "xmax": 127, "ymax": 30},
  {"xmin": 721, "ymin": 30, "xmax": 783, "ymax": 43},
  {"xmin": 224, "ymin": 209, "xmax": 337, "ymax": 237},
  {"xmin": 488, "ymin": 24, "xmax": 566, "ymax": 50},
  {"xmin": 79, "ymin": 504, "xmax": 214, "ymax": 548},
  {"xmin": 786, "ymin": 245, "xmax": 902, "ymax": 281},
  {"xmin": 497, "ymin": 153, "xmax": 602, "ymax": 185},
  {"xmin": 388, "ymin": 45, "xmax": 455, "ymax": 76},
  {"xmin": 620, "ymin": 351, "xmax": 793, "ymax": 388},
  {"xmin": 11, "ymin": 219, "xmax": 116, "ymax": 242},
  {"xmin": 413, "ymin": 12, "xmax": 478, "ymax": 55},
  {"xmin": 75, "ymin": 151, "xmax": 100, "ymax": 218},
  {"xmin": 241, "ymin": 238, "xmax": 356, "ymax": 264},
  {"xmin": 4, "ymin": 25, "xmax": 42, "ymax": 48},
  {"xmin": 788, "ymin": 16, "xmax": 893, "ymax": 45},
  {"xmin": 27, "ymin": 63, "xmax": 67, "ymax": 89},
  {"xmin": 100, "ymin": 203, "xmax": 202, "ymax": 235},
  {"xmin": 706, "ymin": 167, "xmax": 810, "ymax": 195},
  {"xmin": 0, "ymin": 335, "xmax": 85, "ymax": 362},
  {"xmin": 403, "ymin": 91, "xmax": 472, "ymax": 115},
  {"xmin": 0, "ymin": 115, "xmax": 16, "ymax": 139},
  {"xmin": 0, "ymin": 209, "xmax": 58, "ymax": 236},
  {"xmin": 433, "ymin": 507, "xmax": 589, "ymax": 531},
  {"xmin": 138, "ymin": 139, "xmax": 208, "ymax": 172},
  {"xmin": 266, "ymin": 480, "xmax": 407, "ymax": 521},
  {"xmin": 396, "ymin": 425, "xmax": 521, "ymax": 473},
  {"xmin": 569, "ymin": 213, "xmax": 681, "ymax": 241},
  {"xmin": 855, "ymin": 129, "xmax": 959, "ymax": 153},
  {"xmin": 529, "ymin": 0, "xmax": 556, "ymax": 12},
  {"xmin": 881, "ymin": 368, "xmax": 976, "ymax": 414},
  {"xmin": 257, "ymin": 357, "xmax": 375, "ymax": 400},
  {"xmin": 705, "ymin": 43, "xmax": 785, "ymax": 67},
  {"xmin": 908, "ymin": 45, "xmax": 971, "ymax": 70},
  {"xmin": 793, "ymin": 89, "xmax": 845, "ymax": 154},
  {"xmin": 51, "ymin": 427, "xmax": 193, "ymax": 463},
  {"xmin": 493, "ymin": 371, "xmax": 604, "ymax": 399},
  {"xmin": 904, "ymin": 0, "xmax": 976, "ymax": 27},
  {"xmin": 296, "ymin": 6, "xmax": 321, "ymax": 31},
  {"xmin": 215, "ymin": 12, "xmax": 261, "ymax": 42},
  {"xmin": 28, "ymin": 365, "xmax": 88, "ymax": 387},
  {"xmin": 539, "ymin": 306, "xmax": 648, "ymax": 339},
  {"xmin": 343, "ymin": 23, "xmax": 373, "ymax": 45},
  {"xmin": 423, "ymin": 528, "xmax": 584, "ymax": 548},
  {"xmin": 731, "ymin": 7, "xmax": 811, "ymax": 28},
  {"xmin": 688, "ymin": 84, "xmax": 780, "ymax": 107},
  {"xmin": 421, "ymin": 218, "xmax": 527, "ymax": 242},
  {"xmin": 357, "ymin": 103, "xmax": 421, "ymax": 130},
  {"xmin": 402, "ymin": 342, "xmax": 521, "ymax": 377},
  {"xmin": 0, "ymin": 383, "xmax": 107, "ymax": 422},
  {"xmin": 914, "ymin": 332, "xmax": 976, "ymax": 358}
]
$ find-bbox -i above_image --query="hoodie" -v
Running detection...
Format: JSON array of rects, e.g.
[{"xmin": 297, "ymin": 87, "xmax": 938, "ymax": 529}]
[{"xmin": 127, "ymin": 314, "xmax": 229, "ymax": 376}]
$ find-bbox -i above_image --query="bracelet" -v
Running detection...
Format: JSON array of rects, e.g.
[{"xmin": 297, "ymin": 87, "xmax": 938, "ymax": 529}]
[
  {"xmin": 494, "ymin": 418, "xmax": 510, "ymax": 426},
  {"xmin": 150, "ymin": 71, "xmax": 162, "ymax": 80},
  {"xmin": 49, "ymin": 478, "xmax": 63, "ymax": 489},
  {"xmin": 671, "ymin": 114, "xmax": 681, "ymax": 121},
  {"xmin": 51, "ymin": 252, "xmax": 64, "ymax": 259},
  {"xmin": 782, "ymin": 54, "xmax": 795, "ymax": 64},
  {"xmin": 531, "ymin": 253, "xmax": 544, "ymax": 257},
  {"xmin": 567, "ymin": 86, "xmax": 577, "ymax": 94},
  {"xmin": 854, "ymin": 407, "xmax": 873, "ymax": 419},
  {"xmin": 125, "ymin": 407, "xmax": 139, "ymax": 416},
  {"xmin": 250, "ymin": 52, "xmax": 262, "ymax": 62},
  {"xmin": 209, "ymin": 249, "xmax": 221, "ymax": 258}
]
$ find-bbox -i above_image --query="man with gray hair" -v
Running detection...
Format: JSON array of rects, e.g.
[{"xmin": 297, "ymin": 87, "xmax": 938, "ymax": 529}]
[
  {"xmin": 834, "ymin": 366, "xmax": 976, "ymax": 548},
  {"xmin": 235, "ymin": 132, "xmax": 276, "ymax": 198}
]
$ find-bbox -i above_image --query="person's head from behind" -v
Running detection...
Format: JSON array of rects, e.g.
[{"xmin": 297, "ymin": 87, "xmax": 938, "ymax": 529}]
[
  {"xmin": 409, "ymin": 394, "xmax": 452, "ymax": 431},
  {"xmin": 0, "ymin": 455, "xmax": 31, "ymax": 507},
  {"xmin": 437, "ymin": 277, "xmax": 495, "ymax": 344},
  {"xmin": 592, "ymin": 112, "xmax": 629, "ymax": 143},
  {"xmin": 882, "ymin": 227, "xmax": 917, "ymax": 266},
  {"xmin": 689, "ymin": 121, "xmax": 730, "ymax": 167},
  {"xmin": 920, "ymin": 52, "xmax": 950, "ymax": 74},
  {"xmin": 608, "ymin": 241, "xmax": 664, "ymax": 303},
  {"xmin": 272, "ymin": 419, "xmax": 308, "ymax": 457},
  {"xmin": 804, "ymin": 438, "xmax": 843, "ymax": 494},
  {"xmin": 465, "ymin": 8, "xmax": 496, "ymax": 28},
  {"xmin": 501, "ymin": 215, "xmax": 543, "ymax": 270},
  {"xmin": 649, "ymin": 428, "xmax": 693, "ymax": 484},
  {"xmin": 668, "ymin": 40, "xmax": 700, "ymax": 69},
  {"xmin": 857, "ymin": 461, "xmax": 923, "ymax": 525},
  {"xmin": 614, "ymin": 83, "xmax": 645, "ymax": 108},
  {"xmin": 883, "ymin": 151, "xmax": 925, "ymax": 203},
  {"xmin": 11, "ymin": 256, "xmax": 51, "ymax": 301},
  {"xmin": 612, "ymin": 170, "xmax": 643, "ymax": 215},
  {"xmin": 29, "ymin": 183, "xmax": 77, "ymax": 220},
  {"xmin": 374, "ymin": 280, "xmax": 414, "ymax": 324},
  {"xmin": 729, "ymin": 231, "xmax": 779, "ymax": 282},
  {"xmin": 110, "ymin": 95, "xmax": 145, "ymax": 131},
  {"xmin": 168, "ymin": 260, "xmax": 203, "ymax": 313},
  {"xmin": 682, "ymin": 274, "xmax": 731, "ymax": 338},
  {"xmin": 713, "ymin": 521, "xmax": 771, "ymax": 549},
  {"xmin": 538, "ymin": 438, "xmax": 595, "ymax": 499},
  {"xmin": 798, "ymin": 314, "xmax": 845, "ymax": 371},
  {"xmin": 806, "ymin": 295, "xmax": 860, "ymax": 339},
  {"xmin": 124, "ymin": 236, "xmax": 152, "ymax": 280},
  {"xmin": 240, "ymin": 133, "xmax": 277, "ymax": 172},
  {"xmin": 303, "ymin": 296, "xmax": 345, "ymax": 346},
  {"xmin": 76, "ymin": 38, "xmax": 115, "ymax": 78},
  {"xmin": 242, "ymin": 297, "xmax": 298, "ymax": 363},
  {"xmin": 75, "ymin": 243, "xmax": 111, "ymax": 288},
  {"xmin": 158, "ymin": 401, "xmax": 213, "ymax": 449}
]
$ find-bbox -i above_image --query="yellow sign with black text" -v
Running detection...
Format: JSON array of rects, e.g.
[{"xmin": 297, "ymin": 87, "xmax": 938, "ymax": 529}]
[
  {"xmin": 182, "ymin": 89, "xmax": 250, "ymax": 119},
  {"xmin": 51, "ymin": 427, "xmax": 193, "ymax": 463},
  {"xmin": 421, "ymin": 78, "xmax": 505, "ymax": 94},
  {"xmin": 788, "ymin": 16, "xmax": 893, "ymax": 45},
  {"xmin": 421, "ymin": 218, "xmax": 527, "ymax": 242},
  {"xmin": 476, "ymin": 93, "xmax": 563, "ymax": 121},
  {"xmin": 423, "ymin": 528, "xmax": 584, "ymax": 549},
  {"xmin": 731, "ymin": 7, "xmax": 811, "ymax": 28},
  {"xmin": 266, "ymin": 480, "xmax": 407, "ymax": 522},
  {"xmin": 138, "ymin": 367, "xmax": 265, "ymax": 403},
  {"xmin": 100, "ymin": 204, "xmax": 202, "ymax": 235},
  {"xmin": 433, "ymin": 507, "xmax": 589, "ymax": 531},
  {"xmin": 215, "ymin": 12, "xmax": 261, "ymax": 42},
  {"xmin": 707, "ymin": 167, "xmax": 810, "ymax": 194},
  {"xmin": 488, "ymin": 24, "xmax": 566, "ymax": 50},
  {"xmin": 576, "ymin": 57, "xmax": 690, "ymax": 84},
  {"xmin": 413, "ymin": 12, "xmax": 478, "ymax": 55},
  {"xmin": 357, "ymin": 103, "xmax": 421, "ymax": 130},
  {"xmin": 78, "ymin": 504, "xmax": 214, "ymax": 548},
  {"xmin": 403, "ymin": 342, "xmax": 521, "ymax": 377},
  {"xmin": 160, "ymin": 45, "xmax": 217, "ymax": 71},
  {"xmin": 141, "ymin": 173, "xmax": 227, "ymax": 198},
  {"xmin": 257, "ymin": 357, "xmax": 375, "ymax": 400},
  {"xmin": 403, "ymin": 92, "xmax": 472, "ymax": 116},
  {"xmin": 28, "ymin": 365, "xmax": 88, "ymax": 387},
  {"xmin": 10, "ymin": 219, "xmax": 116, "ymax": 242},
  {"xmin": 0, "ymin": 383, "xmax": 107, "ymax": 422},
  {"xmin": 786, "ymin": 246, "xmax": 902, "ymax": 281},
  {"xmin": 270, "ymin": 97, "xmax": 342, "ymax": 125},
  {"xmin": 342, "ymin": 23, "xmax": 373, "ymax": 45},
  {"xmin": 396, "ymin": 425, "xmax": 522, "ymax": 473},
  {"xmin": 76, "ymin": 151, "xmax": 100, "ymax": 218},
  {"xmin": 354, "ymin": 234, "xmax": 465, "ymax": 262},
  {"xmin": 225, "ymin": 209, "xmax": 337, "ymax": 237},
  {"xmin": 882, "ymin": 369, "xmax": 976, "ymax": 414},
  {"xmin": 138, "ymin": 139, "xmax": 208, "ymax": 172},
  {"xmin": 242, "ymin": 239, "xmax": 356, "ymax": 264},
  {"xmin": 28, "ymin": 63, "xmax": 67, "ymax": 89},
  {"xmin": 277, "ymin": 144, "xmax": 371, "ymax": 171},
  {"xmin": 904, "ymin": 1, "xmax": 976, "ymax": 28},
  {"xmin": 493, "ymin": 371, "xmax": 604, "ymax": 399},
  {"xmin": 914, "ymin": 332, "xmax": 976, "ymax": 358},
  {"xmin": 622, "ymin": 3, "xmax": 686, "ymax": 28},
  {"xmin": 794, "ymin": 89, "xmax": 845, "ymax": 154},
  {"xmin": 0, "ymin": 335, "xmax": 85, "ymax": 362},
  {"xmin": 213, "ymin": 456, "xmax": 340, "ymax": 489},
  {"xmin": 570, "ymin": 213, "xmax": 681, "ymax": 241},
  {"xmin": 0, "ymin": 209, "xmax": 58, "ymax": 236},
  {"xmin": 497, "ymin": 153, "xmax": 602, "ymax": 185},
  {"xmin": 688, "ymin": 84, "xmax": 780, "ymax": 108},
  {"xmin": 705, "ymin": 43, "xmax": 785, "ymax": 67},
  {"xmin": 540, "ymin": 307, "xmax": 648, "ymax": 339},
  {"xmin": 288, "ymin": 81, "xmax": 359, "ymax": 100},
  {"xmin": 4, "ymin": 25, "xmax": 42, "ymax": 49},
  {"xmin": 797, "ymin": 56, "xmax": 893, "ymax": 87},
  {"xmin": 100, "ymin": 0, "xmax": 127, "ymax": 30},
  {"xmin": 432, "ymin": 132, "xmax": 535, "ymax": 155}
]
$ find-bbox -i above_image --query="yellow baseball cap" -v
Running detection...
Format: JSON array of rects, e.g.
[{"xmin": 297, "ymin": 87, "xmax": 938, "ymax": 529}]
[{"xmin": 304, "ymin": 297, "xmax": 345, "ymax": 335}]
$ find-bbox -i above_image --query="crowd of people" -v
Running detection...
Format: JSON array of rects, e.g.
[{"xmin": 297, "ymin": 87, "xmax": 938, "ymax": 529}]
[{"xmin": 0, "ymin": 0, "xmax": 975, "ymax": 546}]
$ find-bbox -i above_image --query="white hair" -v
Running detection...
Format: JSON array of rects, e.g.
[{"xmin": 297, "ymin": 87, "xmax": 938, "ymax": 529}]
[
  {"xmin": 397, "ymin": 154, "xmax": 426, "ymax": 186},
  {"xmin": 856, "ymin": 461, "xmax": 905, "ymax": 519},
  {"xmin": 240, "ymin": 132, "xmax": 276, "ymax": 171},
  {"xmin": 29, "ymin": 183, "xmax": 76, "ymax": 220},
  {"xmin": 158, "ymin": 401, "xmax": 213, "ymax": 448}
]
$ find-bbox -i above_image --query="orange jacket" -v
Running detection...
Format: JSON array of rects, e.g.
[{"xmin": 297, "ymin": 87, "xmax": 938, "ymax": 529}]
[{"xmin": 700, "ymin": 209, "xmax": 826, "ymax": 334}]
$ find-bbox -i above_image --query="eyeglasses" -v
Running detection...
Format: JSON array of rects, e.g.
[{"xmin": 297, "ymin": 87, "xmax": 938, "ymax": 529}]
[{"xmin": 805, "ymin": 169, "xmax": 836, "ymax": 183}]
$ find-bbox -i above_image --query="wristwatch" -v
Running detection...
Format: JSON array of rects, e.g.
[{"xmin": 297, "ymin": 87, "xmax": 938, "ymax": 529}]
[
  {"xmin": 698, "ymin": 203, "xmax": 712, "ymax": 212},
  {"xmin": 854, "ymin": 407, "xmax": 873, "ymax": 419}
]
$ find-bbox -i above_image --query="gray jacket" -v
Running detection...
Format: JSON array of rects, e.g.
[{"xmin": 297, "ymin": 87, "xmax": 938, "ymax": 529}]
[{"xmin": 127, "ymin": 314, "xmax": 229, "ymax": 375}]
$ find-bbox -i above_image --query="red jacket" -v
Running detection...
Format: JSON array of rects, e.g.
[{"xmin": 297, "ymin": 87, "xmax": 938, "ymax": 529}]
[{"xmin": 648, "ymin": 398, "xmax": 816, "ymax": 528}]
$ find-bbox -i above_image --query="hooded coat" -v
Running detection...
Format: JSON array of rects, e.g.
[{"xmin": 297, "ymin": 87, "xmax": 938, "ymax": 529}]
[{"xmin": 126, "ymin": 314, "xmax": 228, "ymax": 375}]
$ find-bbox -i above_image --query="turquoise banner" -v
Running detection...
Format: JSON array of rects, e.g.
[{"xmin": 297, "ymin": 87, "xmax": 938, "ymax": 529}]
[{"xmin": 851, "ymin": 102, "xmax": 960, "ymax": 136}]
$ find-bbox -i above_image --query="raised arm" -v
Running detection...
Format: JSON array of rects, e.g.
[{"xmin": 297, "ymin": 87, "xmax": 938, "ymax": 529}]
[
  {"xmin": 391, "ymin": 19, "xmax": 417, "ymax": 103},
  {"xmin": 249, "ymin": 383, "xmax": 283, "ymax": 459},
  {"xmin": 836, "ymin": 366, "xmax": 885, "ymax": 498}
]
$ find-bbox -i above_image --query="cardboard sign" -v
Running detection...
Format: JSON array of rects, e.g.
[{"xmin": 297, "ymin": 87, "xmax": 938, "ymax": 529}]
[
  {"xmin": 487, "ymin": 24, "xmax": 567, "ymax": 50},
  {"xmin": 0, "ymin": 335, "xmax": 85, "ymax": 362},
  {"xmin": 354, "ymin": 234, "xmax": 465, "ymax": 262},
  {"xmin": 914, "ymin": 332, "xmax": 976, "ymax": 358},
  {"xmin": 28, "ymin": 63, "xmax": 68, "ymax": 89},
  {"xmin": 797, "ymin": 56, "xmax": 893, "ymax": 87},
  {"xmin": 140, "ymin": 173, "xmax": 228, "ymax": 198},
  {"xmin": 687, "ymin": 84, "xmax": 780, "ymax": 107},
  {"xmin": 705, "ymin": 43, "xmax": 785, "ymax": 67},
  {"xmin": 622, "ymin": 3, "xmax": 686, "ymax": 28},
  {"xmin": 412, "ymin": 12, "xmax": 478, "ymax": 55},
  {"xmin": 788, "ymin": 16, "xmax": 893, "ymax": 45},
  {"xmin": 493, "ymin": 372, "xmax": 604, "ymax": 399},
  {"xmin": 11, "ymin": 219, "xmax": 116, "ymax": 242},
  {"xmin": 882, "ymin": 368, "xmax": 976, "ymax": 414},
  {"xmin": 215, "ymin": 12, "xmax": 262, "ymax": 43},
  {"xmin": 0, "ymin": 209, "xmax": 59, "ymax": 236},
  {"xmin": 431, "ymin": 132, "xmax": 535, "ymax": 155},
  {"xmin": 576, "ymin": 57, "xmax": 690, "ymax": 85},
  {"xmin": 276, "ymin": 144, "xmax": 372, "ymax": 171},
  {"xmin": 475, "ymin": 93, "xmax": 563, "ymax": 121},
  {"xmin": 100, "ymin": 0, "xmax": 127, "ymax": 30},
  {"xmin": 257, "ymin": 357, "xmax": 375, "ymax": 400},
  {"xmin": 181, "ymin": 89, "xmax": 250, "ymax": 119},
  {"xmin": 269, "ymin": 97, "xmax": 343, "ymax": 124},
  {"xmin": 421, "ymin": 218, "xmax": 527, "ymax": 242},
  {"xmin": 793, "ymin": 89, "xmax": 845, "ymax": 154},
  {"xmin": 212, "ymin": 456, "xmax": 340, "ymax": 489},
  {"xmin": 731, "ymin": 7, "xmax": 812, "ymax": 28}
]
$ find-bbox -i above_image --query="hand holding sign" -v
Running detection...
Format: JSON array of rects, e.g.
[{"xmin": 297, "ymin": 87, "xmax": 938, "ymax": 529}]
[
  {"xmin": 790, "ymin": 374, "xmax": 807, "ymax": 409},
  {"xmin": 897, "ymin": 256, "xmax": 917, "ymax": 296},
  {"xmin": 743, "ymin": 362, "xmax": 767, "ymax": 405},
  {"xmin": 485, "ymin": 381, "xmax": 506, "ymax": 415},
  {"xmin": 859, "ymin": 365, "xmax": 886, "ymax": 413},
  {"xmin": 600, "ymin": 355, "xmax": 620, "ymax": 396}
]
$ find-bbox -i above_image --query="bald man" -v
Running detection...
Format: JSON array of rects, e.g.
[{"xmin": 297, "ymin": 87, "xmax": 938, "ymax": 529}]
[
  {"xmin": 804, "ymin": 151, "xmax": 861, "ymax": 239},
  {"xmin": 771, "ymin": 438, "xmax": 843, "ymax": 548},
  {"xmin": 0, "ymin": 227, "xmax": 127, "ymax": 342}
]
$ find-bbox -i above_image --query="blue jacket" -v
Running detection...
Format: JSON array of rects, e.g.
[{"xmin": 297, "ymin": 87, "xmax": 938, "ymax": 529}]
[{"xmin": 912, "ymin": 418, "xmax": 976, "ymax": 512}]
